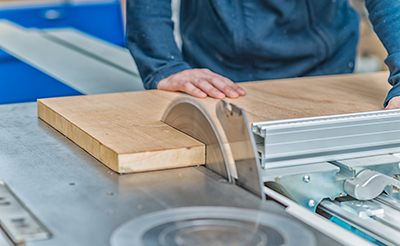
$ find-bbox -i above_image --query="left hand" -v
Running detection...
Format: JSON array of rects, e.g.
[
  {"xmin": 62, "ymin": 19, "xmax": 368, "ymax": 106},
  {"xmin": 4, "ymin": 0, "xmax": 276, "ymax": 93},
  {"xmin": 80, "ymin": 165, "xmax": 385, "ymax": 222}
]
[{"xmin": 385, "ymin": 96, "xmax": 400, "ymax": 109}]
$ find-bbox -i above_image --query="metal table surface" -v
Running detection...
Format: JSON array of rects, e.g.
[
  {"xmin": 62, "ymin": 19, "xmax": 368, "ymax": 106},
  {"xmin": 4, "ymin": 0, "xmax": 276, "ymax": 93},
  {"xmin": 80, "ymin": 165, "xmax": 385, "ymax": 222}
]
[{"xmin": 0, "ymin": 102, "xmax": 342, "ymax": 246}]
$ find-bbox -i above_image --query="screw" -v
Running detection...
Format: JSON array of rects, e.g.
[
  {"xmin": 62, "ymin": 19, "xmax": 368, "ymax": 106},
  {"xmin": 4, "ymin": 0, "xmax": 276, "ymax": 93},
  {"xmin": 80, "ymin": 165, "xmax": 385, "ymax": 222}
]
[
  {"xmin": 303, "ymin": 175, "xmax": 311, "ymax": 183},
  {"xmin": 308, "ymin": 200, "xmax": 316, "ymax": 208}
]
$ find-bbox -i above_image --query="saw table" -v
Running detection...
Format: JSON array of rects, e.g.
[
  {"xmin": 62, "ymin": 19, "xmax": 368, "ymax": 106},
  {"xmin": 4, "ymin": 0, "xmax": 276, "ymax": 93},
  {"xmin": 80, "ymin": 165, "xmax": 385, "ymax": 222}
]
[
  {"xmin": 0, "ymin": 102, "xmax": 369, "ymax": 246},
  {"xmin": 2, "ymin": 70, "xmax": 398, "ymax": 245}
]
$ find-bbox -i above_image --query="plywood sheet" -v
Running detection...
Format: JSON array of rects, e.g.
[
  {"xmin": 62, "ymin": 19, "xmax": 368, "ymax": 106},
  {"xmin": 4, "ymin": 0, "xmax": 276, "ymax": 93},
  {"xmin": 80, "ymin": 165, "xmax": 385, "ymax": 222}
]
[{"xmin": 38, "ymin": 72, "xmax": 392, "ymax": 173}]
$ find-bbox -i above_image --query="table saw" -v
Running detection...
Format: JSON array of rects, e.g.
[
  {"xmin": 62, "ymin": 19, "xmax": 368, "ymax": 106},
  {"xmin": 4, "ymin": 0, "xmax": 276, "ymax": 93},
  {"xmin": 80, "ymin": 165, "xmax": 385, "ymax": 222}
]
[
  {"xmin": 2, "ymin": 67, "xmax": 400, "ymax": 245},
  {"xmin": 0, "ymin": 100, "xmax": 369, "ymax": 246},
  {"xmin": 0, "ymin": 18, "xmax": 399, "ymax": 245}
]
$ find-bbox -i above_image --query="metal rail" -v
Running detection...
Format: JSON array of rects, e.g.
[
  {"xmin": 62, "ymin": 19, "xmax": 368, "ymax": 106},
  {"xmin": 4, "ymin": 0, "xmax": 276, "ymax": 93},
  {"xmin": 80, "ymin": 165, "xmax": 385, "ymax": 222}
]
[{"xmin": 253, "ymin": 109, "xmax": 400, "ymax": 168}]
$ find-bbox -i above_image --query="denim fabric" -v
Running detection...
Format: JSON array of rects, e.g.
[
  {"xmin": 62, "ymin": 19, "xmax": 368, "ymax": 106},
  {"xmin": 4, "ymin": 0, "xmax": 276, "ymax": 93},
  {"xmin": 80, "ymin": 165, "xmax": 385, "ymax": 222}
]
[
  {"xmin": 366, "ymin": 0, "xmax": 400, "ymax": 106},
  {"xmin": 126, "ymin": 0, "xmax": 396, "ymax": 106}
]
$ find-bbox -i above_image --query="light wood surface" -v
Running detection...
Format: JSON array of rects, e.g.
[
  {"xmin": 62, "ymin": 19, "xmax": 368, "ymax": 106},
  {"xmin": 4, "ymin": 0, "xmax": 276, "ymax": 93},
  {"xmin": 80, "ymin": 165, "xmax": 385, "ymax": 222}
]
[
  {"xmin": 38, "ymin": 91, "xmax": 205, "ymax": 173},
  {"xmin": 38, "ymin": 72, "xmax": 392, "ymax": 173},
  {"xmin": 207, "ymin": 71, "xmax": 391, "ymax": 122}
]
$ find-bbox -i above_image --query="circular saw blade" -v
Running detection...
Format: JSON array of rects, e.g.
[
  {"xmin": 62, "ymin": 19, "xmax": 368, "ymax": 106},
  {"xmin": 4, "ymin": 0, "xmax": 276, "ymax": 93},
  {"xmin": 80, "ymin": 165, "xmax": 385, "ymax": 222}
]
[{"xmin": 162, "ymin": 96, "xmax": 232, "ymax": 182}]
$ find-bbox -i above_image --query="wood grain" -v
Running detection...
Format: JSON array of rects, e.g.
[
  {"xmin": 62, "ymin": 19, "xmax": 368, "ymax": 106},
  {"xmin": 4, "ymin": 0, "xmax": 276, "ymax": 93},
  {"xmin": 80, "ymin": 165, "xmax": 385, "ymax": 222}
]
[
  {"xmin": 38, "ymin": 72, "xmax": 391, "ymax": 173},
  {"xmin": 199, "ymin": 72, "xmax": 391, "ymax": 122},
  {"xmin": 38, "ymin": 91, "xmax": 206, "ymax": 173}
]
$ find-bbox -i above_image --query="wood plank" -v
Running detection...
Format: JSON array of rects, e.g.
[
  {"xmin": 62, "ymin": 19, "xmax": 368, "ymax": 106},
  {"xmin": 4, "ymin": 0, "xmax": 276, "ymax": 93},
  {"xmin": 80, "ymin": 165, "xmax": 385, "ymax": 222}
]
[
  {"xmin": 38, "ymin": 72, "xmax": 392, "ymax": 173},
  {"xmin": 200, "ymin": 71, "xmax": 392, "ymax": 123},
  {"xmin": 38, "ymin": 90, "xmax": 206, "ymax": 173}
]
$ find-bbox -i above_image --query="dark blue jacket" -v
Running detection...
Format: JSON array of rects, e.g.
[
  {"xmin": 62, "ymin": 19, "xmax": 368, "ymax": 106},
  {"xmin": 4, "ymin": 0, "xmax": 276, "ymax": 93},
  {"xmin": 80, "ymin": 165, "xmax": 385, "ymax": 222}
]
[{"xmin": 127, "ymin": 0, "xmax": 400, "ymax": 106}]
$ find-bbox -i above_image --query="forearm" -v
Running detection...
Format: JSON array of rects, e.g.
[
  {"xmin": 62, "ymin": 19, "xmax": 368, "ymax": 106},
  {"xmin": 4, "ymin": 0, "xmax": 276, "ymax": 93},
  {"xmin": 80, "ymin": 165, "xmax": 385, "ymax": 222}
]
[
  {"xmin": 366, "ymin": 0, "xmax": 400, "ymax": 106},
  {"xmin": 126, "ymin": 0, "xmax": 191, "ymax": 89}
]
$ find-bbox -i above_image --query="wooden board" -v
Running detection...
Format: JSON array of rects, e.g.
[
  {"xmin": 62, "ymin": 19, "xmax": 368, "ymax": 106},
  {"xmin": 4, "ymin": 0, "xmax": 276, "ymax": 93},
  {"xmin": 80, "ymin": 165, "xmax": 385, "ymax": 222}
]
[
  {"xmin": 37, "ymin": 72, "xmax": 392, "ymax": 173},
  {"xmin": 37, "ymin": 91, "xmax": 205, "ymax": 173}
]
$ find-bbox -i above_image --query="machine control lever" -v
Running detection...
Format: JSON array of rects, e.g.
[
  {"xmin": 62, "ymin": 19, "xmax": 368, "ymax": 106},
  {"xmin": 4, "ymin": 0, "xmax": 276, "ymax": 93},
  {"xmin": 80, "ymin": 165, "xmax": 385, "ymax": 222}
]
[{"xmin": 344, "ymin": 170, "xmax": 400, "ymax": 200}]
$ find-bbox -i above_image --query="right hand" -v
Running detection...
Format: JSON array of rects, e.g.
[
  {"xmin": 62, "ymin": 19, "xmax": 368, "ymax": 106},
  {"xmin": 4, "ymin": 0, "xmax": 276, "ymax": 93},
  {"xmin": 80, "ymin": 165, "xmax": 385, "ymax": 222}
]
[{"xmin": 157, "ymin": 69, "xmax": 246, "ymax": 99}]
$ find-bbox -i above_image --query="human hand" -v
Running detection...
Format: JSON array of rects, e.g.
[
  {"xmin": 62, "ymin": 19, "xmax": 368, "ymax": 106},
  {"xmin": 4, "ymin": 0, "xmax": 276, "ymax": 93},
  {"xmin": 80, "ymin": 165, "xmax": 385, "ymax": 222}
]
[
  {"xmin": 157, "ymin": 69, "xmax": 246, "ymax": 99},
  {"xmin": 385, "ymin": 96, "xmax": 400, "ymax": 109}
]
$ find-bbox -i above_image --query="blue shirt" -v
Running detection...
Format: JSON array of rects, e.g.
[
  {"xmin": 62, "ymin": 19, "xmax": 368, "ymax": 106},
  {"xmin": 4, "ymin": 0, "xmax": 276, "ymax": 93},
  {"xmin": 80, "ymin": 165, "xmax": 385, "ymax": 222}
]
[{"xmin": 127, "ymin": 0, "xmax": 400, "ymax": 106}]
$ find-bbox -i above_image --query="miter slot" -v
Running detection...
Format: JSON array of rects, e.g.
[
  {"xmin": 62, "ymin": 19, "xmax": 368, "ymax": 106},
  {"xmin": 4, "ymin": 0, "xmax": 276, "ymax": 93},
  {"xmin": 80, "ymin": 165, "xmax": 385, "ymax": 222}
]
[
  {"xmin": 252, "ymin": 109, "xmax": 400, "ymax": 169},
  {"xmin": 0, "ymin": 182, "xmax": 51, "ymax": 244}
]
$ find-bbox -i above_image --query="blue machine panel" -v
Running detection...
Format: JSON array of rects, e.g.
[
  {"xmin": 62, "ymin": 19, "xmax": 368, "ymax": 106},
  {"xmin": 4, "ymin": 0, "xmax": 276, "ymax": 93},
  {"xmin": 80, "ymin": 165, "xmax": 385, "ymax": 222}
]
[
  {"xmin": 0, "ymin": 0, "xmax": 124, "ymax": 104},
  {"xmin": 0, "ymin": 56, "xmax": 82, "ymax": 105},
  {"xmin": 0, "ymin": 0, "xmax": 124, "ymax": 46}
]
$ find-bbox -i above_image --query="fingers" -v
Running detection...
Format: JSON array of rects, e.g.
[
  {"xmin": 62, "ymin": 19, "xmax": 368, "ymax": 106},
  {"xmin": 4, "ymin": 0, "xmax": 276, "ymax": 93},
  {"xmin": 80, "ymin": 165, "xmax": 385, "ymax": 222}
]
[
  {"xmin": 194, "ymin": 79, "xmax": 226, "ymax": 99},
  {"xmin": 208, "ymin": 75, "xmax": 240, "ymax": 98},
  {"xmin": 385, "ymin": 96, "xmax": 400, "ymax": 109},
  {"xmin": 202, "ymin": 69, "xmax": 246, "ymax": 97},
  {"xmin": 157, "ymin": 69, "xmax": 246, "ymax": 99},
  {"xmin": 181, "ymin": 81, "xmax": 207, "ymax": 98}
]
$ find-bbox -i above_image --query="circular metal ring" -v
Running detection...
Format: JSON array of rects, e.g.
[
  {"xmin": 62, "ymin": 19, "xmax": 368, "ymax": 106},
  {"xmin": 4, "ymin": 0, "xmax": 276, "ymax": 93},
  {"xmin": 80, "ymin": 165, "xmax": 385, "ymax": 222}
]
[{"xmin": 110, "ymin": 206, "xmax": 316, "ymax": 246}]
